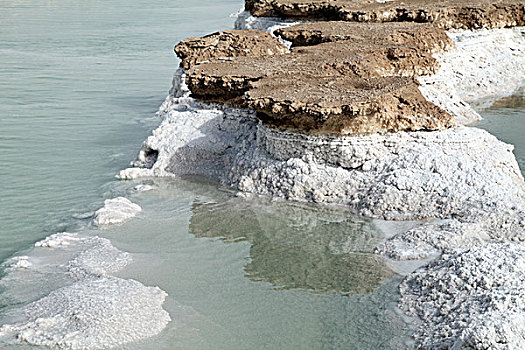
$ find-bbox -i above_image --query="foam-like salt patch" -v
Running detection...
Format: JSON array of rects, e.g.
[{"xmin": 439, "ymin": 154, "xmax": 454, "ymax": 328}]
[
  {"xmin": 93, "ymin": 197, "xmax": 141, "ymax": 226},
  {"xmin": 0, "ymin": 278, "xmax": 171, "ymax": 350},
  {"xmin": 34, "ymin": 232, "xmax": 132, "ymax": 279},
  {"xmin": 35, "ymin": 232, "xmax": 81, "ymax": 248},
  {"xmin": 134, "ymin": 184, "xmax": 156, "ymax": 192},
  {"xmin": 2, "ymin": 256, "xmax": 32, "ymax": 270},
  {"xmin": 64, "ymin": 237, "xmax": 131, "ymax": 279}
]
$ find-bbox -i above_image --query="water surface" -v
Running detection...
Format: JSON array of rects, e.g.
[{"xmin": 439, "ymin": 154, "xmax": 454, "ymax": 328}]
[
  {"xmin": 476, "ymin": 85, "xmax": 525, "ymax": 174},
  {"xmin": 0, "ymin": 0, "xmax": 242, "ymax": 260}
]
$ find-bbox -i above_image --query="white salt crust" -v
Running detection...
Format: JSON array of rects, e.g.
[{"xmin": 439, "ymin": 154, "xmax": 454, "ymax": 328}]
[
  {"xmin": 419, "ymin": 27, "xmax": 525, "ymax": 125},
  {"xmin": 2, "ymin": 256, "xmax": 32, "ymax": 270},
  {"xmin": 0, "ymin": 232, "xmax": 171, "ymax": 349},
  {"xmin": 93, "ymin": 196, "xmax": 142, "ymax": 227},
  {"xmin": 118, "ymin": 68, "xmax": 525, "ymax": 220},
  {"xmin": 400, "ymin": 243, "xmax": 525, "ymax": 349},
  {"xmin": 0, "ymin": 278, "xmax": 169, "ymax": 350}
]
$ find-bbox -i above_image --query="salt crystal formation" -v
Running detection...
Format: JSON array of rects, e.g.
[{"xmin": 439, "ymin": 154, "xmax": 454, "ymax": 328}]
[
  {"xmin": 400, "ymin": 243, "xmax": 525, "ymax": 349},
  {"xmin": 93, "ymin": 196, "xmax": 142, "ymax": 226},
  {"xmin": 0, "ymin": 231, "xmax": 170, "ymax": 349}
]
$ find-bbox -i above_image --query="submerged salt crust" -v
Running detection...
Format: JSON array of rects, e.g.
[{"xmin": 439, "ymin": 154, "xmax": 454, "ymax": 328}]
[{"xmin": 0, "ymin": 231, "xmax": 170, "ymax": 349}]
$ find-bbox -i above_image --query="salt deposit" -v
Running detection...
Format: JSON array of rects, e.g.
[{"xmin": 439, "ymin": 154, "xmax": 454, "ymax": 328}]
[
  {"xmin": 93, "ymin": 197, "xmax": 142, "ymax": 226},
  {"xmin": 35, "ymin": 232, "xmax": 83, "ymax": 248},
  {"xmin": 134, "ymin": 184, "xmax": 156, "ymax": 192},
  {"xmin": 118, "ymin": 69, "xmax": 525, "ymax": 222},
  {"xmin": 400, "ymin": 243, "xmax": 525, "ymax": 349},
  {"xmin": 117, "ymin": 19, "xmax": 525, "ymax": 349},
  {"xmin": 0, "ymin": 278, "xmax": 170, "ymax": 350},
  {"xmin": 0, "ymin": 231, "xmax": 170, "ymax": 349},
  {"xmin": 2, "ymin": 256, "xmax": 32, "ymax": 270},
  {"xmin": 419, "ymin": 27, "xmax": 525, "ymax": 125}
]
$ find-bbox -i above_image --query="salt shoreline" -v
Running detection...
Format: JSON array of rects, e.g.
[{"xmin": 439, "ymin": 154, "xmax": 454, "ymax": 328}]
[{"xmin": 118, "ymin": 10, "xmax": 525, "ymax": 349}]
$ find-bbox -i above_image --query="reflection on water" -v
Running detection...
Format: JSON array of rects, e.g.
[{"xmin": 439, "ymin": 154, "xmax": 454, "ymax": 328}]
[
  {"xmin": 190, "ymin": 197, "xmax": 396, "ymax": 295},
  {"xmin": 489, "ymin": 86, "xmax": 525, "ymax": 110}
]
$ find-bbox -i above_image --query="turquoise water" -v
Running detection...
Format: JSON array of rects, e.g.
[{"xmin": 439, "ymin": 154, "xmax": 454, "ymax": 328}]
[
  {"xmin": 0, "ymin": 0, "xmax": 241, "ymax": 259},
  {"xmin": 0, "ymin": 1, "xmax": 413, "ymax": 349},
  {"xmin": 476, "ymin": 86, "xmax": 525, "ymax": 175}
]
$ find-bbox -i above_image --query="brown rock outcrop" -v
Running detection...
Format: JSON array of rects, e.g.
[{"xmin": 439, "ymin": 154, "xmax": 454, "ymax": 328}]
[
  {"xmin": 275, "ymin": 21, "xmax": 452, "ymax": 51},
  {"xmin": 246, "ymin": 0, "xmax": 525, "ymax": 30},
  {"xmin": 176, "ymin": 23, "xmax": 454, "ymax": 134},
  {"xmin": 173, "ymin": 1, "xmax": 523, "ymax": 134},
  {"xmin": 174, "ymin": 30, "xmax": 289, "ymax": 70}
]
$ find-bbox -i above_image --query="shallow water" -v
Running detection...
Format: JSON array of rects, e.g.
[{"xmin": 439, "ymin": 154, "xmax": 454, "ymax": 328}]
[
  {"xmin": 0, "ymin": 176, "xmax": 412, "ymax": 349},
  {"xmin": 0, "ymin": 0, "xmax": 242, "ymax": 260},
  {"xmin": 0, "ymin": 0, "xmax": 524, "ymax": 349},
  {"xmin": 476, "ymin": 85, "xmax": 525, "ymax": 175}
]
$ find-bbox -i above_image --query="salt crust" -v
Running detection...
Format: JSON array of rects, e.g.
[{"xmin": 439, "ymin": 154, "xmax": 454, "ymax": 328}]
[
  {"xmin": 0, "ymin": 278, "xmax": 169, "ymax": 350},
  {"xmin": 400, "ymin": 243, "xmax": 525, "ymax": 349},
  {"xmin": 2, "ymin": 256, "xmax": 32, "ymax": 270},
  {"xmin": 117, "ymin": 66, "xmax": 525, "ymax": 265},
  {"xmin": 0, "ymin": 232, "xmax": 170, "ymax": 349},
  {"xmin": 92, "ymin": 196, "xmax": 142, "ymax": 227},
  {"xmin": 419, "ymin": 27, "xmax": 525, "ymax": 125},
  {"xmin": 118, "ymin": 68, "xmax": 524, "ymax": 219}
]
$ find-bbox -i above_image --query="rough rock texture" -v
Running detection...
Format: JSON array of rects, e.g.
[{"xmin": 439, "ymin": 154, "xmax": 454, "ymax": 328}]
[
  {"xmin": 275, "ymin": 21, "xmax": 452, "ymax": 50},
  {"xmin": 235, "ymin": 14, "xmax": 525, "ymax": 128},
  {"xmin": 176, "ymin": 23, "xmax": 455, "ymax": 134},
  {"xmin": 245, "ymin": 0, "xmax": 525, "ymax": 29},
  {"xmin": 400, "ymin": 243, "xmax": 525, "ymax": 349},
  {"xmin": 174, "ymin": 30, "xmax": 289, "ymax": 70},
  {"xmin": 118, "ymin": 70, "xmax": 525, "ymax": 222}
]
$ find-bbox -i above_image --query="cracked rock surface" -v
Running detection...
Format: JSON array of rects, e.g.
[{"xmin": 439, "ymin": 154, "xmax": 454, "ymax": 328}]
[
  {"xmin": 246, "ymin": 0, "xmax": 525, "ymax": 29},
  {"xmin": 175, "ymin": 23, "xmax": 455, "ymax": 134}
]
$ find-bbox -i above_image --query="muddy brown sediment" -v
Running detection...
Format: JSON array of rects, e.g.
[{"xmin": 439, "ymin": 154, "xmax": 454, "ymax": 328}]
[{"xmin": 246, "ymin": 0, "xmax": 525, "ymax": 29}]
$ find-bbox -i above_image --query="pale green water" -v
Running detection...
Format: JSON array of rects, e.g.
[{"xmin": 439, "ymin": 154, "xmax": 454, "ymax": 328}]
[
  {"xmin": 0, "ymin": 0, "xmax": 243, "ymax": 259},
  {"xmin": 0, "ymin": 0, "xmax": 523, "ymax": 349},
  {"xmin": 0, "ymin": 0, "xmax": 412, "ymax": 349},
  {"xmin": 476, "ymin": 86, "xmax": 525, "ymax": 174}
]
